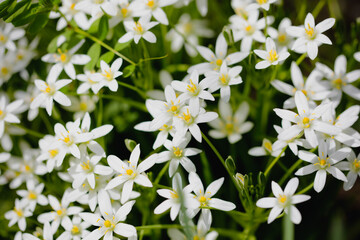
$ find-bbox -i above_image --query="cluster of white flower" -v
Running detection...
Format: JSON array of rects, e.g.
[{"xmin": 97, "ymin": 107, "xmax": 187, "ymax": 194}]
[{"xmin": 0, "ymin": 0, "xmax": 360, "ymax": 238}]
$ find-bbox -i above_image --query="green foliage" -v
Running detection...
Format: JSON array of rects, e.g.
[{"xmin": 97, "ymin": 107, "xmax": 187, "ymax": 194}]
[{"xmin": 86, "ymin": 43, "xmax": 101, "ymax": 70}]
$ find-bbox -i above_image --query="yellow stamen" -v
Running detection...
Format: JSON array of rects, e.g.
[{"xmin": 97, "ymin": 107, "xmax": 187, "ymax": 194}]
[
  {"xmin": 80, "ymin": 102, "xmax": 88, "ymax": 111},
  {"xmin": 134, "ymin": 21, "xmax": 144, "ymax": 34},
  {"xmin": 173, "ymin": 147, "xmax": 183, "ymax": 157},
  {"xmin": 267, "ymin": 49, "xmax": 278, "ymax": 62},
  {"xmin": 0, "ymin": 35, "xmax": 5, "ymax": 42},
  {"xmin": 305, "ymin": 23, "xmax": 314, "ymax": 37},
  {"xmin": 121, "ymin": 8, "xmax": 128, "ymax": 17},
  {"xmin": 353, "ymin": 159, "xmax": 360, "ymax": 169},
  {"xmin": 220, "ymin": 74, "xmax": 228, "ymax": 85},
  {"xmin": 57, "ymin": 209, "xmax": 64, "ymax": 216},
  {"xmin": 170, "ymin": 191, "xmax": 178, "ymax": 199},
  {"xmin": 302, "ymin": 117, "xmax": 310, "ymax": 125},
  {"xmin": 104, "ymin": 220, "xmax": 112, "ymax": 228},
  {"xmin": 146, "ymin": 0, "xmax": 154, "ymax": 8},
  {"xmin": 102, "ymin": 69, "xmax": 112, "ymax": 80},
  {"xmin": 49, "ymin": 149, "xmax": 59, "ymax": 158},
  {"xmin": 278, "ymin": 195, "xmax": 287, "ymax": 204},
  {"xmin": 257, "ymin": 0, "xmax": 267, "ymax": 4},
  {"xmin": 180, "ymin": 109, "xmax": 192, "ymax": 123},
  {"xmin": 126, "ymin": 169, "xmax": 134, "ymax": 176},
  {"xmin": 14, "ymin": 208, "xmax": 23, "ymax": 217},
  {"xmin": 71, "ymin": 225, "xmax": 80, "ymax": 234},
  {"xmin": 332, "ymin": 78, "xmax": 345, "ymax": 90},
  {"xmin": 225, "ymin": 123, "xmax": 233, "ymax": 134},
  {"xmin": 199, "ymin": 195, "xmax": 207, "ymax": 206},
  {"xmin": 187, "ymin": 79, "xmax": 197, "ymax": 94},
  {"xmin": 264, "ymin": 141, "xmax": 272, "ymax": 152},
  {"xmin": 0, "ymin": 110, "xmax": 3, "ymax": 116},
  {"xmin": 216, "ymin": 59, "xmax": 223, "ymax": 66},
  {"xmin": 70, "ymin": 3, "xmax": 76, "ymax": 10},
  {"xmin": 1, "ymin": 67, "xmax": 9, "ymax": 75},
  {"xmin": 25, "ymin": 165, "xmax": 31, "ymax": 172},
  {"xmin": 28, "ymin": 191, "xmax": 37, "ymax": 200},
  {"xmin": 278, "ymin": 34, "xmax": 286, "ymax": 43},
  {"xmin": 80, "ymin": 160, "xmax": 91, "ymax": 170},
  {"xmin": 245, "ymin": 25, "xmax": 252, "ymax": 32},
  {"xmin": 301, "ymin": 89, "xmax": 307, "ymax": 96}
]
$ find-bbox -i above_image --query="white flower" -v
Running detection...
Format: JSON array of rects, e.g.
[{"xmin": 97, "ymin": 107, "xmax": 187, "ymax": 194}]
[
  {"xmin": 189, "ymin": 33, "xmax": 249, "ymax": 74},
  {"xmin": 157, "ymin": 134, "xmax": 201, "ymax": 177},
  {"xmin": 187, "ymin": 172, "xmax": 236, "ymax": 220},
  {"xmin": 31, "ymin": 64, "xmax": 72, "ymax": 116},
  {"xmin": 0, "ymin": 152, "xmax": 10, "ymax": 163},
  {"xmin": 79, "ymin": 190, "xmax": 137, "ymax": 240},
  {"xmin": 92, "ymin": 58, "xmax": 123, "ymax": 92},
  {"xmin": 0, "ymin": 96, "xmax": 23, "ymax": 138},
  {"xmin": 256, "ymin": 178, "xmax": 310, "ymax": 224},
  {"xmin": 154, "ymin": 173, "xmax": 199, "ymax": 221},
  {"xmin": 316, "ymin": 55, "xmax": 360, "ymax": 103},
  {"xmin": 355, "ymin": 52, "xmax": 360, "ymax": 62},
  {"xmin": 38, "ymin": 190, "xmax": 83, "ymax": 234},
  {"xmin": 247, "ymin": 0, "xmax": 277, "ymax": 11},
  {"xmin": 105, "ymin": 144, "xmax": 155, "ymax": 203},
  {"xmin": 15, "ymin": 84, "xmax": 42, "ymax": 121},
  {"xmin": 75, "ymin": 0, "xmax": 117, "ymax": 18},
  {"xmin": 5, "ymin": 198, "xmax": 33, "ymax": 231},
  {"xmin": 295, "ymin": 140, "xmax": 350, "ymax": 192},
  {"xmin": 287, "ymin": 13, "xmax": 335, "ymax": 60},
  {"xmin": 23, "ymin": 222, "xmax": 53, "ymax": 240},
  {"xmin": 57, "ymin": 216, "xmax": 91, "ymax": 240},
  {"xmin": 271, "ymin": 62, "xmax": 331, "ymax": 109},
  {"xmin": 254, "ymin": 37, "xmax": 290, "ymax": 69},
  {"xmin": 135, "ymin": 120, "xmax": 176, "ymax": 149},
  {"xmin": 268, "ymin": 18, "xmax": 294, "ymax": 52},
  {"xmin": 208, "ymin": 100, "xmax": 253, "ymax": 144},
  {"xmin": 42, "ymin": 40, "xmax": 91, "ymax": 79},
  {"xmin": 65, "ymin": 95, "xmax": 98, "ymax": 120},
  {"xmin": 16, "ymin": 180, "xmax": 48, "ymax": 212},
  {"xmin": 52, "ymin": 0, "xmax": 90, "ymax": 31},
  {"xmin": 135, "ymin": 0, "xmax": 177, "ymax": 25},
  {"xmin": 274, "ymin": 91, "xmax": 340, "ymax": 148},
  {"xmin": 336, "ymin": 150, "xmax": 360, "ymax": 191},
  {"xmin": 248, "ymin": 138, "xmax": 284, "ymax": 157},
  {"xmin": 76, "ymin": 70, "xmax": 102, "ymax": 94},
  {"xmin": 203, "ymin": 63, "xmax": 243, "ymax": 102},
  {"xmin": 0, "ymin": 21, "xmax": 25, "ymax": 51},
  {"xmin": 119, "ymin": 15, "xmax": 159, "ymax": 44},
  {"xmin": 37, "ymin": 135, "xmax": 67, "ymax": 173}
]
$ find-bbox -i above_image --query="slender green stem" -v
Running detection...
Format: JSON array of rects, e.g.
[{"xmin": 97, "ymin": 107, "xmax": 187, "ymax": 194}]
[
  {"xmin": 117, "ymin": 81, "xmax": 147, "ymax": 99},
  {"xmin": 135, "ymin": 224, "xmax": 182, "ymax": 230},
  {"xmin": 264, "ymin": 146, "xmax": 287, "ymax": 177},
  {"xmin": 40, "ymin": 110, "xmax": 54, "ymax": 134},
  {"xmin": 312, "ymin": 0, "xmax": 327, "ymax": 18},
  {"xmin": 13, "ymin": 124, "xmax": 45, "ymax": 138},
  {"xmin": 201, "ymin": 131, "xmax": 242, "ymax": 194},
  {"xmin": 153, "ymin": 183, "xmax": 172, "ymax": 190},
  {"xmin": 295, "ymin": 53, "xmax": 307, "ymax": 65},
  {"xmin": 154, "ymin": 161, "xmax": 170, "ymax": 185},
  {"xmin": 101, "ymin": 94, "xmax": 147, "ymax": 112},
  {"xmin": 52, "ymin": 105, "xmax": 65, "ymax": 125},
  {"xmin": 97, "ymin": 92, "xmax": 103, "ymax": 127},
  {"xmin": 282, "ymin": 211, "xmax": 294, "ymax": 240},
  {"xmin": 297, "ymin": 182, "xmax": 314, "ymax": 194},
  {"xmin": 263, "ymin": 9, "xmax": 268, "ymax": 36}
]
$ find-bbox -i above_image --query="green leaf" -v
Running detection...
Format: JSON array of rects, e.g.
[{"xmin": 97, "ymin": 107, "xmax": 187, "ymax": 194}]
[
  {"xmin": 225, "ymin": 156, "xmax": 236, "ymax": 175},
  {"xmin": 114, "ymin": 41, "xmax": 131, "ymax": 51},
  {"xmin": 88, "ymin": 15, "xmax": 108, "ymax": 41},
  {"xmin": 0, "ymin": 0, "xmax": 17, "ymax": 18},
  {"xmin": 124, "ymin": 139, "xmax": 137, "ymax": 152},
  {"xmin": 85, "ymin": 43, "xmax": 101, "ymax": 70},
  {"xmin": 27, "ymin": 11, "xmax": 50, "ymax": 34},
  {"xmin": 4, "ymin": 0, "xmax": 31, "ymax": 22},
  {"xmin": 97, "ymin": 51, "xmax": 114, "ymax": 67},
  {"xmin": 122, "ymin": 64, "xmax": 136, "ymax": 78}
]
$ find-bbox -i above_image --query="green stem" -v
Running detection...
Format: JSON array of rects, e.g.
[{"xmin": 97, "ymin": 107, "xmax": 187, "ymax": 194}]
[
  {"xmin": 13, "ymin": 124, "xmax": 45, "ymax": 138},
  {"xmin": 135, "ymin": 224, "xmax": 182, "ymax": 230},
  {"xmin": 154, "ymin": 161, "xmax": 170, "ymax": 185},
  {"xmin": 264, "ymin": 146, "xmax": 287, "ymax": 177},
  {"xmin": 282, "ymin": 211, "xmax": 294, "ymax": 240},
  {"xmin": 117, "ymin": 81, "xmax": 147, "ymax": 99},
  {"xmin": 295, "ymin": 53, "xmax": 307, "ymax": 65},
  {"xmin": 40, "ymin": 110, "xmax": 54, "ymax": 134},
  {"xmin": 153, "ymin": 183, "xmax": 172, "ymax": 190},
  {"xmin": 297, "ymin": 182, "xmax": 314, "ymax": 194},
  {"xmin": 97, "ymin": 92, "xmax": 103, "ymax": 127},
  {"xmin": 312, "ymin": 0, "xmax": 327, "ymax": 18},
  {"xmin": 52, "ymin": 105, "xmax": 65, "ymax": 125}
]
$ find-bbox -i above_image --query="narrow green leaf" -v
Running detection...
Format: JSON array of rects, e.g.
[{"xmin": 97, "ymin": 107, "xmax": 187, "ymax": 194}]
[
  {"xmin": 123, "ymin": 64, "xmax": 136, "ymax": 78},
  {"xmin": 98, "ymin": 15, "xmax": 109, "ymax": 40},
  {"xmin": 85, "ymin": 43, "xmax": 101, "ymax": 70},
  {"xmin": 27, "ymin": 11, "xmax": 50, "ymax": 34},
  {"xmin": 114, "ymin": 41, "xmax": 131, "ymax": 51},
  {"xmin": 124, "ymin": 139, "xmax": 137, "ymax": 152},
  {"xmin": 4, "ymin": 0, "xmax": 31, "ymax": 22},
  {"xmin": 225, "ymin": 156, "xmax": 236, "ymax": 175},
  {"xmin": 97, "ymin": 51, "xmax": 114, "ymax": 67}
]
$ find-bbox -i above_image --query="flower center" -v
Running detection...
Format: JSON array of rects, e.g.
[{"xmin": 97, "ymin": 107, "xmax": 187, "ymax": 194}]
[
  {"xmin": 71, "ymin": 225, "xmax": 80, "ymax": 235},
  {"xmin": 121, "ymin": 8, "xmax": 128, "ymax": 17},
  {"xmin": 225, "ymin": 123, "xmax": 234, "ymax": 134},
  {"xmin": 159, "ymin": 124, "xmax": 172, "ymax": 131},
  {"xmin": 193, "ymin": 236, "xmax": 205, "ymax": 240},
  {"xmin": 104, "ymin": 220, "xmax": 112, "ymax": 228},
  {"xmin": 49, "ymin": 149, "xmax": 59, "ymax": 158},
  {"xmin": 180, "ymin": 108, "xmax": 192, "ymax": 123},
  {"xmin": 257, "ymin": 0, "xmax": 267, "ymax": 4},
  {"xmin": 0, "ymin": 34, "xmax": 6, "ymax": 42},
  {"xmin": 278, "ymin": 195, "xmax": 287, "ymax": 204},
  {"xmin": 353, "ymin": 159, "xmax": 360, "ymax": 171},
  {"xmin": 216, "ymin": 59, "xmax": 223, "ymax": 66},
  {"xmin": 267, "ymin": 49, "xmax": 278, "ymax": 62},
  {"xmin": 220, "ymin": 74, "xmax": 229, "ymax": 85},
  {"xmin": 314, "ymin": 157, "xmax": 330, "ymax": 169},
  {"xmin": 166, "ymin": 100, "xmax": 180, "ymax": 116},
  {"xmin": 94, "ymin": 0, "xmax": 104, "ymax": 4},
  {"xmin": 278, "ymin": 34, "xmax": 286, "ymax": 43},
  {"xmin": 264, "ymin": 141, "xmax": 272, "ymax": 152},
  {"xmin": 14, "ymin": 208, "xmax": 23, "ymax": 217},
  {"xmin": 80, "ymin": 102, "xmax": 88, "ymax": 111},
  {"xmin": 126, "ymin": 169, "xmax": 134, "ymax": 176},
  {"xmin": 28, "ymin": 191, "xmax": 37, "ymax": 200},
  {"xmin": 57, "ymin": 208, "xmax": 66, "ymax": 217},
  {"xmin": 173, "ymin": 147, "xmax": 183, "ymax": 157},
  {"xmin": 134, "ymin": 21, "xmax": 144, "ymax": 34},
  {"xmin": 70, "ymin": 3, "xmax": 76, "ymax": 10},
  {"xmin": 170, "ymin": 191, "xmax": 178, "ymax": 199},
  {"xmin": 199, "ymin": 195, "xmax": 208, "ymax": 206},
  {"xmin": 0, "ymin": 110, "xmax": 3, "ymax": 116},
  {"xmin": 1, "ymin": 67, "xmax": 9, "ymax": 75},
  {"xmin": 147, "ymin": 0, "xmax": 155, "ymax": 8},
  {"xmin": 25, "ymin": 165, "xmax": 31, "ymax": 172},
  {"xmin": 80, "ymin": 160, "xmax": 91, "ymax": 171},
  {"xmin": 332, "ymin": 78, "xmax": 345, "ymax": 89},
  {"xmin": 187, "ymin": 79, "xmax": 198, "ymax": 94},
  {"xmin": 102, "ymin": 69, "xmax": 113, "ymax": 80},
  {"xmin": 305, "ymin": 23, "xmax": 315, "ymax": 38}
]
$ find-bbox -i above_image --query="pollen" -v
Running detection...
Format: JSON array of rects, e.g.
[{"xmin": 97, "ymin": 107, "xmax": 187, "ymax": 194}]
[
  {"xmin": 0, "ymin": 34, "xmax": 5, "ymax": 42},
  {"xmin": 319, "ymin": 159, "xmax": 326, "ymax": 166},
  {"xmin": 14, "ymin": 208, "xmax": 23, "ymax": 217},
  {"xmin": 278, "ymin": 34, "xmax": 286, "ymax": 43},
  {"xmin": 0, "ymin": 110, "xmax": 3, "ymax": 116},
  {"xmin": 147, "ymin": 0, "xmax": 154, "ymax": 8},
  {"xmin": 70, "ymin": 3, "xmax": 76, "ymax": 10},
  {"xmin": 80, "ymin": 102, "xmax": 88, "ymax": 111},
  {"xmin": 180, "ymin": 109, "xmax": 192, "ymax": 123},
  {"xmin": 71, "ymin": 225, "xmax": 80, "ymax": 234},
  {"xmin": 216, "ymin": 59, "xmax": 223, "ymax": 66},
  {"xmin": 1, "ymin": 67, "xmax": 9, "ymax": 75},
  {"xmin": 121, "ymin": 8, "xmax": 128, "ymax": 17},
  {"xmin": 353, "ymin": 159, "xmax": 360, "ymax": 170},
  {"xmin": 173, "ymin": 147, "xmax": 183, "ymax": 157},
  {"xmin": 305, "ymin": 23, "xmax": 314, "ymax": 38},
  {"xmin": 49, "ymin": 149, "xmax": 59, "ymax": 158},
  {"xmin": 278, "ymin": 195, "xmax": 287, "ymax": 204},
  {"xmin": 25, "ymin": 165, "xmax": 31, "ymax": 172},
  {"xmin": 301, "ymin": 89, "xmax": 308, "ymax": 96},
  {"xmin": 28, "ymin": 191, "xmax": 37, "ymax": 200},
  {"xmin": 134, "ymin": 21, "xmax": 144, "ymax": 34},
  {"xmin": 80, "ymin": 160, "xmax": 91, "ymax": 171},
  {"xmin": 220, "ymin": 74, "xmax": 229, "ymax": 85},
  {"xmin": 102, "ymin": 69, "xmax": 112, "ymax": 80},
  {"xmin": 302, "ymin": 117, "xmax": 310, "ymax": 125},
  {"xmin": 57, "ymin": 209, "xmax": 64, "ymax": 216},
  {"xmin": 332, "ymin": 78, "xmax": 345, "ymax": 89},
  {"xmin": 170, "ymin": 191, "xmax": 179, "ymax": 199},
  {"xmin": 126, "ymin": 169, "xmax": 134, "ymax": 175},
  {"xmin": 187, "ymin": 79, "xmax": 197, "ymax": 94},
  {"xmin": 267, "ymin": 49, "xmax": 278, "ymax": 62},
  {"xmin": 257, "ymin": 0, "xmax": 267, "ymax": 4},
  {"xmin": 264, "ymin": 141, "xmax": 272, "ymax": 152},
  {"xmin": 225, "ymin": 123, "xmax": 234, "ymax": 134},
  {"xmin": 199, "ymin": 195, "xmax": 207, "ymax": 206},
  {"xmin": 245, "ymin": 25, "xmax": 252, "ymax": 32},
  {"xmin": 104, "ymin": 220, "xmax": 112, "ymax": 228},
  {"xmin": 57, "ymin": 48, "xmax": 68, "ymax": 63}
]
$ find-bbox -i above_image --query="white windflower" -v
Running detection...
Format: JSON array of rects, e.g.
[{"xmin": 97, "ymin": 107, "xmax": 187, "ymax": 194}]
[
  {"xmin": 118, "ymin": 15, "xmax": 159, "ymax": 44},
  {"xmin": 287, "ymin": 13, "xmax": 335, "ymax": 60},
  {"xmin": 295, "ymin": 140, "xmax": 350, "ymax": 192},
  {"xmin": 256, "ymin": 178, "xmax": 310, "ymax": 224},
  {"xmin": 57, "ymin": 216, "xmax": 91, "ymax": 240},
  {"xmin": 208, "ymin": 100, "xmax": 253, "ymax": 144},
  {"xmin": 187, "ymin": 172, "xmax": 236, "ymax": 220},
  {"xmin": 316, "ymin": 55, "xmax": 360, "ymax": 104},
  {"xmin": 16, "ymin": 180, "xmax": 48, "ymax": 212},
  {"xmin": 274, "ymin": 91, "xmax": 340, "ymax": 148},
  {"xmin": 154, "ymin": 173, "xmax": 199, "ymax": 221},
  {"xmin": 268, "ymin": 17, "xmax": 294, "ymax": 52},
  {"xmin": 189, "ymin": 33, "xmax": 249, "ymax": 74},
  {"xmin": 42, "ymin": 40, "xmax": 91, "ymax": 79},
  {"xmin": 336, "ymin": 150, "xmax": 360, "ymax": 191},
  {"xmin": 0, "ymin": 21, "xmax": 25, "ymax": 51},
  {"xmin": 91, "ymin": 58, "xmax": 123, "ymax": 92},
  {"xmin": 38, "ymin": 190, "xmax": 83, "ymax": 234},
  {"xmin": 254, "ymin": 37, "xmax": 290, "ymax": 69},
  {"xmin": 248, "ymin": 138, "xmax": 284, "ymax": 157},
  {"xmin": 79, "ymin": 190, "xmax": 137, "ymax": 240},
  {"xmin": 105, "ymin": 144, "xmax": 155, "ymax": 203},
  {"xmin": 203, "ymin": 62, "xmax": 243, "ymax": 102},
  {"xmin": 157, "ymin": 134, "xmax": 201, "ymax": 177},
  {"xmin": 5, "ymin": 198, "xmax": 33, "ymax": 231},
  {"xmin": 0, "ymin": 96, "xmax": 23, "ymax": 138},
  {"xmin": 31, "ymin": 64, "xmax": 72, "ymax": 116},
  {"xmin": 271, "ymin": 62, "xmax": 331, "ymax": 109}
]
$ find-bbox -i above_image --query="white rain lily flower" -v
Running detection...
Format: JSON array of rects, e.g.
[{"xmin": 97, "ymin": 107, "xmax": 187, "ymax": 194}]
[
  {"xmin": 320, "ymin": 104, "xmax": 360, "ymax": 148},
  {"xmin": 187, "ymin": 172, "xmax": 236, "ymax": 221},
  {"xmin": 157, "ymin": 134, "xmax": 201, "ymax": 177},
  {"xmin": 38, "ymin": 190, "xmax": 83, "ymax": 234},
  {"xmin": 316, "ymin": 55, "xmax": 360, "ymax": 103},
  {"xmin": 287, "ymin": 13, "xmax": 335, "ymax": 60},
  {"xmin": 79, "ymin": 190, "xmax": 137, "ymax": 240},
  {"xmin": 5, "ymin": 198, "xmax": 33, "ymax": 231},
  {"xmin": 295, "ymin": 140, "xmax": 350, "ymax": 192},
  {"xmin": 0, "ymin": 96, "xmax": 23, "ymax": 138},
  {"xmin": 0, "ymin": 21, "xmax": 25, "ymax": 51},
  {"xmin": 166, "ymin": 13, "xmax": 214, "ymax": 57},
  {"xmin": 247, "ymin": 0, "xmax": 277, "ymax": 11},
  {"xmin": 171, "ymin": 70, "xmax": 215, "ymax": 112},
  {"xmin": 248, "ymin": 138, "xmax": 284, "ymax": 157},
  {"xmin": 133, "ymin": 0, "xmax": 177, "ymax": 25},
  {"xmin": 23, "ymin": 222, "xmax": 53, "ymax": 240},
  {"xmin": 267, "ymin": 17, "xmax": 294, "ymax": 52},
  {"xmin": 53, "ymin": 121, "xmax": 93, "ymax": 159},
  {"xmin": 105, "ymin": 144, "xmax": 155, "ymax": 203},
  {"xmin": 76, "ymin": 70, "xmax": 102, "ymax": 94},
  {"xmin": 336, "ymin": 151, "xmax": 360, "ymax": 191},
  {"xmin": 174, "ymin": 106, "xmax": 218, "ymax": 143},
  {"xmin": 254, "ymin": 37, "xmax": 290, "ymax": 69},
  {"xmin": 75, "ymin": 0, "xmax": 117, "ymax": 18},
  {"xmin": 209, "ymin": 100, "xmax": 253, "ymax": 144},
  {"xmin": 31, "ymin": 64, "xmax": 72, "ymax": 116},
  {"xmin": 119, "ymin": 15, "xmax": 159, "ymax": 44},
  {"xmin": 91, "ymin": 58, "xmax": 123, "ymax": 92},
  {"xmin": 274, "ymin": 91, "xmax": 340, "ymax": 148},
  {"xmin": 57, "ymin": 216, "xmax": 91, "ymax": 240},
  {"xmin": 42, "ymin": 40, "xmax": 90, "ymax": 79},
  {"xmin": 16, "ymin": 180, "xmax": 48, "ymax": 212},
  {"xmin": 203, "ymin": 62, "xmax": 243, "ymax": 102},
  {"xmin": 271, "ymin": 62, "xmax": 331, "ymax": 109},
  {"xmin": 189, "ymin": 33, "xmax": 249, "ymax": 74},
  {"xmin": 230, "ymin": 10, "xmax": 273, "ymax": 51},
  {"xmin": 154, "ymin": 173, "xmax": 199, "ymax": 221},
  {"xmin": 256, "ymin": 178, "xmax": 310, "ymax": 224}
]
